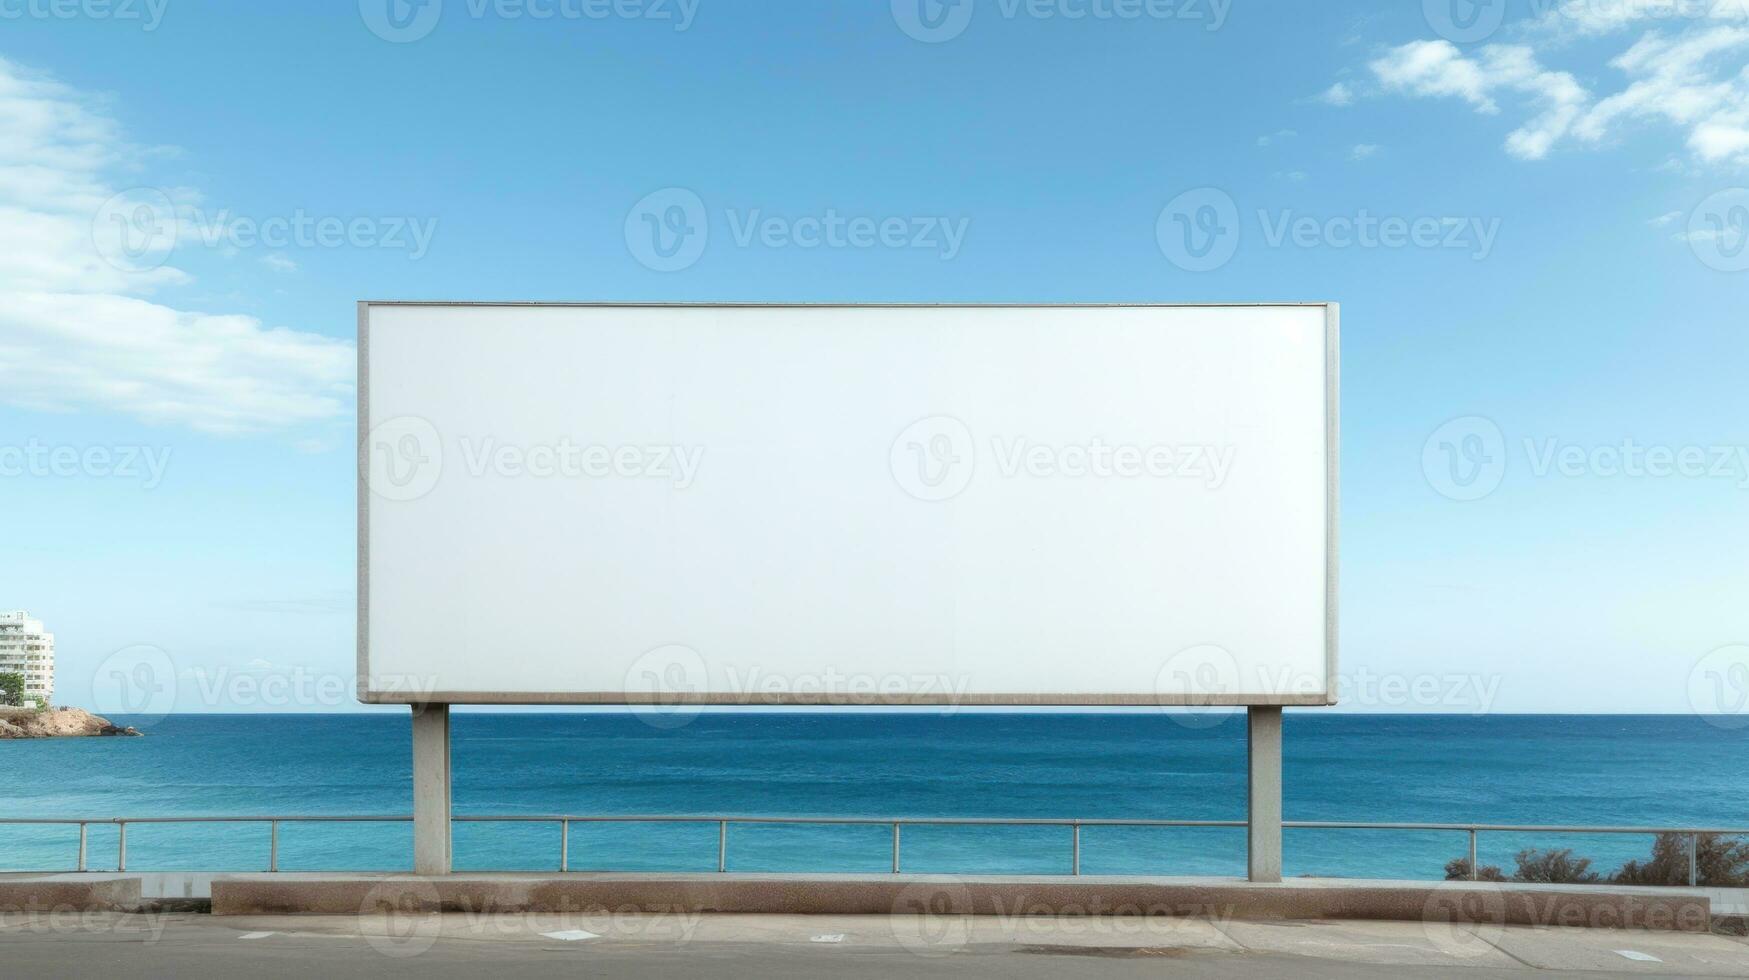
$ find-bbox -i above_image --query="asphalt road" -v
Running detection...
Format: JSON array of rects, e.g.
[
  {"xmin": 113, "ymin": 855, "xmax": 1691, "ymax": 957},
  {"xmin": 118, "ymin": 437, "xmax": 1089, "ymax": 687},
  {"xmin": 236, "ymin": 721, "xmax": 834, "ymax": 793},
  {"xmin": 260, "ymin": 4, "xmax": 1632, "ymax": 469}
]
[{"xmin": 4, "ymin": 912, "xmax": 1747, "ymax": 978}]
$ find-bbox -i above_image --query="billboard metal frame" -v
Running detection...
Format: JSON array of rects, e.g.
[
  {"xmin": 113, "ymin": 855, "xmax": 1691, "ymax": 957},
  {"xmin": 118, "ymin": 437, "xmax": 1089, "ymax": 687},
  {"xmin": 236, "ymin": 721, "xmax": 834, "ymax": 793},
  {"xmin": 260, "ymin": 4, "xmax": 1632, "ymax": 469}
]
[{"xmin": 356, "ymin": 302, "xmax": 1340, "ymax": 708}]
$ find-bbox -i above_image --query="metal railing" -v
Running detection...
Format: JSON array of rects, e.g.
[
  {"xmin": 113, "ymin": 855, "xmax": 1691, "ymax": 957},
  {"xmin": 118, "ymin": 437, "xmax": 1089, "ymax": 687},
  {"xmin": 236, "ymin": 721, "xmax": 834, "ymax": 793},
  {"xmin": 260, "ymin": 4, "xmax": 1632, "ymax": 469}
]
[{"xmin": 0, "ymin": 815, "xmax": 1742, "ymax": 886}]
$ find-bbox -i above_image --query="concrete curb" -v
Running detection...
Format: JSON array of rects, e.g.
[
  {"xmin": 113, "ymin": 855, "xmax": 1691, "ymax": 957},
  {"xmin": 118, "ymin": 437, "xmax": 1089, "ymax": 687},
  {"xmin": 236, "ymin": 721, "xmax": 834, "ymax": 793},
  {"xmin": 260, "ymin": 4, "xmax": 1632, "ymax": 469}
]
[
  {"xmin": 0, "ymin": 874, "xmax": 141, "ymax": 912},
  {"xmin": 209, "ymin": 874, "xmax": 1712, "ymax": 932}
]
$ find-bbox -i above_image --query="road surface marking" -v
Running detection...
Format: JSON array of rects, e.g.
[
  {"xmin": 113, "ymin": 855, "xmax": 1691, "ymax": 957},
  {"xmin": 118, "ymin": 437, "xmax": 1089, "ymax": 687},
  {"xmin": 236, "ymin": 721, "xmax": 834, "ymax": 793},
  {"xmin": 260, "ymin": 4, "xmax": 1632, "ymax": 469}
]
[{"xmin": 541, "ymin": 930, "xmax": 601, "ymax": 942}]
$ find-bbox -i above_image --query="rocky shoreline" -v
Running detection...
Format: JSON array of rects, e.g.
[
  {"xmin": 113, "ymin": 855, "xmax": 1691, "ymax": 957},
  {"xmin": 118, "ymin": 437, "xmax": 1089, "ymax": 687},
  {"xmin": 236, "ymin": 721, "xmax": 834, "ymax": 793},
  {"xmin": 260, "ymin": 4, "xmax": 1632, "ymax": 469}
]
[{"xmin": 0, "ymin": 706, "xmax": 143, "ymax": 739}]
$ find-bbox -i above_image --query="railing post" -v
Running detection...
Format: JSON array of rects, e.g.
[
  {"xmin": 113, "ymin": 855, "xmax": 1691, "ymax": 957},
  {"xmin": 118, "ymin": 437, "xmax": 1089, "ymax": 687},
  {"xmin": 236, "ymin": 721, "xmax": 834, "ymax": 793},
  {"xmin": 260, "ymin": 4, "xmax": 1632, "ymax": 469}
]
[
  {"xmin": 560, "ymin": 819, "xmax": 569, "ymax": 873},
  {"xmin": 1072, "ymin": 822, "xmax": 1081, "ymax": 876},
  {"xmin": 717, "ymin": 821, "xmax": 727, "ymax": 873},
  {"xmin": 269, "ymin": 820, "xmax": 280, "ymax": 872},
  {"xmin": 1689, "ymin": 833, "xmax": 1699, "ymax": 887},
  {"xmin": 892, "ymin": 823, "xmax": 901, "ymax": 874},
  {"xmin": 77, "ymin": 823, "xmax": 88, "ymax": 873},
  {"xmin": 1468, "ymin": 828, "xmax": 1478, "ymax": 881},
  {"xmin": 117, "ymin": 821, "xmax": 127, "ymax": 872}
]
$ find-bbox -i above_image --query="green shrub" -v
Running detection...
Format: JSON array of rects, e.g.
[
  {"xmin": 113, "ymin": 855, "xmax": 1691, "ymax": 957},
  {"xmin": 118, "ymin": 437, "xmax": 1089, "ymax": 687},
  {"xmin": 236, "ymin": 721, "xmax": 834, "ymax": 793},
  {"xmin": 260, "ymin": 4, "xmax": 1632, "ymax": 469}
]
[
  {"xmin": 1613, "ymin": 833, "xmax": 1749, "ymax": 887},
  {"xmin": 1443, "ymin": 848, "xmax": 1599, "ymax": 883},
  {"xmin": 1511, "ymin": 848, "xmax": 1601, "ymax": 883},
  {"xmin": 1445, "ymin": 835, "xmax": 1749, "ymax": 888},
  {"xmin": 0, "ymin": 672, "xmax": 22, "ymax": 708},
  {"xmin": 1444, "ymin": 857, "xmax": 1506, "ymax": 881}
]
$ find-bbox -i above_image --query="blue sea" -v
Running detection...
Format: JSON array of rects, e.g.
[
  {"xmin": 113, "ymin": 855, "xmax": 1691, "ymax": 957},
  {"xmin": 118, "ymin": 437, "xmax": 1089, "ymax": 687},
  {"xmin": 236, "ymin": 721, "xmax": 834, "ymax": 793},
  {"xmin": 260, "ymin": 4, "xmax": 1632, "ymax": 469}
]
[{"xmin": 3, "ymin": 713, "xmax": 1745, "ymax": 879}]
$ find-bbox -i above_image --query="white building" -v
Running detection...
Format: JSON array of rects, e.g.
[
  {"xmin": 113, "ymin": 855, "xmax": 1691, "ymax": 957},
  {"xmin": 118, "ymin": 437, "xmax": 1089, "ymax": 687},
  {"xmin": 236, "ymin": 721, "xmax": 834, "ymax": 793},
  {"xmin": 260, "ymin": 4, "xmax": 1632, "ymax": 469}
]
[{"xmin": 0, "ymin": 611, "xmax": 54, "ymax": 707}]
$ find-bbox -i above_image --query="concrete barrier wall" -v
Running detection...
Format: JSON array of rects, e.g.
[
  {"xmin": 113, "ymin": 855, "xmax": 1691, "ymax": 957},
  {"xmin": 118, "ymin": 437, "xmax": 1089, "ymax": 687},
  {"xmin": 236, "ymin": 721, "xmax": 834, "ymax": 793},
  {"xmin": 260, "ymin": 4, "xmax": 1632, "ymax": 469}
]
[
  {"xmin": 210, "ymin": 873, "xmax": 1713, "ymax": 933},
  {"xmin": 0, "ymin": 875, "xmax": 141, "ymax": 912}
]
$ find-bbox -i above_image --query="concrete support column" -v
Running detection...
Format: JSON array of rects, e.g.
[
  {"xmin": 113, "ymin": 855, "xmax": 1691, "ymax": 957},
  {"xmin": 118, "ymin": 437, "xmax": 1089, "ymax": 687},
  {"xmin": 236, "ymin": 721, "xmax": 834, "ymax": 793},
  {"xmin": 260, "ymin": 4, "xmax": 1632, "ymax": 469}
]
[
  {"xmin": 412, "ymin": 703, "xmax": 452, "ymax": 875},
  {"xmin": 1247, "ymin": 705, "xmax": 1283, "ymax": 883}
]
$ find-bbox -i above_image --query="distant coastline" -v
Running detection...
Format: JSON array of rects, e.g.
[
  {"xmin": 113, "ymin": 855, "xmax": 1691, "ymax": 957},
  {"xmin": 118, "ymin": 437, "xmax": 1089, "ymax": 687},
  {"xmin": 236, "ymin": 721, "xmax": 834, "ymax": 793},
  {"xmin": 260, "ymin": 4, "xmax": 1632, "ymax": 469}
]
[{"xmin": 0, "ymin": 706, "xmax": 142, "ymax": 739}]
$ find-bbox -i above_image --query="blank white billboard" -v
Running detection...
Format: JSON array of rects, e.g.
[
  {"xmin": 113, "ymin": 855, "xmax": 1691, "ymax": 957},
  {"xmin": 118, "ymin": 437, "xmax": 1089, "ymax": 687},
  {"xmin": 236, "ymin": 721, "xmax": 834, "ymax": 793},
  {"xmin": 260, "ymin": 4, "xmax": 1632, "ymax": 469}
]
[{"xmin": 359, "ymin": 303, "xmax": 1337, "ymax": 706}]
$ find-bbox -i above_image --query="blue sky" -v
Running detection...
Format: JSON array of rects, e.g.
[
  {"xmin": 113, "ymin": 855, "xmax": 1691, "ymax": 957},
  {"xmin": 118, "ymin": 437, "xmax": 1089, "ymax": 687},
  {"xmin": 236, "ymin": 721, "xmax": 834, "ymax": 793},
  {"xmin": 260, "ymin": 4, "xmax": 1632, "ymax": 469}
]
[{"xmin": 1, "ymin": 0, "xmax": 1745, "ymax": 714}]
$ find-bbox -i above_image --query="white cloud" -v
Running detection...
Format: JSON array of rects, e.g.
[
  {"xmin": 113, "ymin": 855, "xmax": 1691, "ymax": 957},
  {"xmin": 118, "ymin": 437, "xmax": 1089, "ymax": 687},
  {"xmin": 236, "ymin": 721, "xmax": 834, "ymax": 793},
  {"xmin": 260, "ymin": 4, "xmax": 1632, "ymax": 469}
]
[
  {"xmin": 1318, "ymin": 81, "xmax": 1355, "ymax": 106},
  {"xmin": 1649, "ymin": 209, "xmax": 1685, "ymax": 224},
  {"xmin": 1372, "ymin": 40, "xmax": 1502, "ymax": 111},
  {"xmin": 1575, "ymin": 26, "xmax": 1749, "ymax": 162},
  {"xmin": 261, "ymin": 253, "xmax": 298, "ymax": 274},
  {"xmin": 1529, "ymin": 0, "xmax": 1749, "ymax": 40},
  {"xmin": 1355, "ymin": 20, "xmax": 1749, "ymax": 167},
  {"xmin": 1370, "ymin": 42, "xmax": 1589, "ymax": 160},
  {"xmin": 1350, "ymin": 143, "xmax": 1381, "ymax": 160},
  {"xmin": 0, "ymin": 57, "xmax": 353, "ymax": 435}
]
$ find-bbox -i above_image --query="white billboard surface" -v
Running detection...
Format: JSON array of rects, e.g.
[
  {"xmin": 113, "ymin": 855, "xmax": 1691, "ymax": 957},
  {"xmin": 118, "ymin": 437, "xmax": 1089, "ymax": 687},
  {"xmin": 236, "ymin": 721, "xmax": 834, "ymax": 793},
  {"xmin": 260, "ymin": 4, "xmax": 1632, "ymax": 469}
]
[{"xmin": 360, "ymin": 303, "xmax": 1337, "ymax": 706}]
